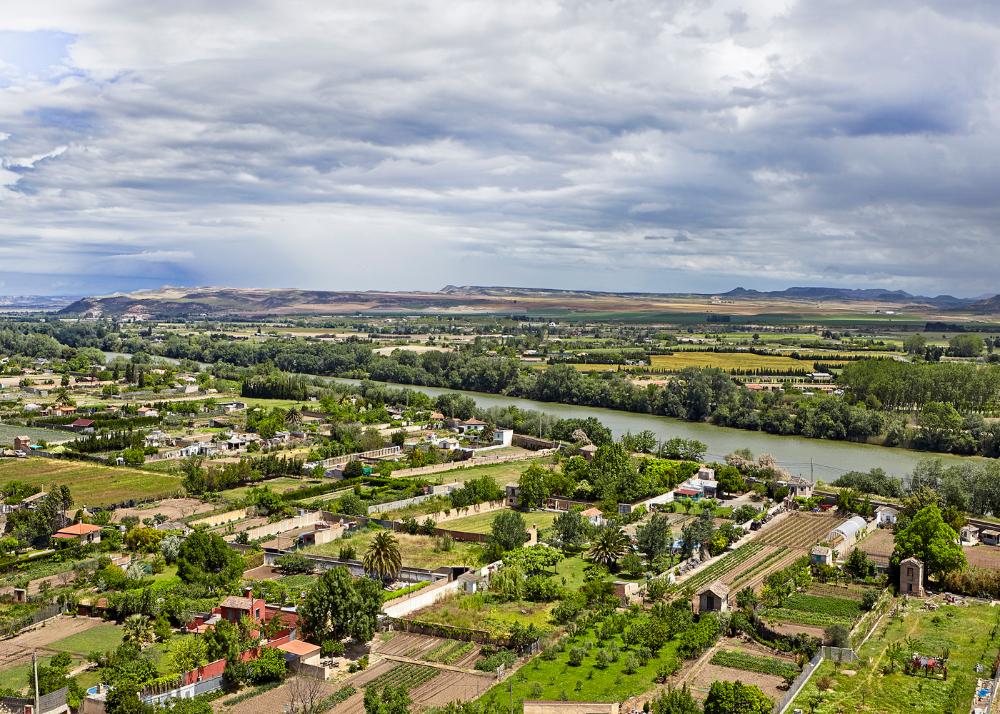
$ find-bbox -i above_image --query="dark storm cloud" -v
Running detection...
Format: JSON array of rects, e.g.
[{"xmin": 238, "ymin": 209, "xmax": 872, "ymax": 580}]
[{"xmin": 0, "ymin": 1, "xmax": 998, "ymax": 294}]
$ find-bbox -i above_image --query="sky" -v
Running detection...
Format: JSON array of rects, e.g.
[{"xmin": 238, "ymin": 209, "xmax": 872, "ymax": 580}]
[{"xmin": 1, "ymin": 1, "xmax": 999, "ymax": 297}]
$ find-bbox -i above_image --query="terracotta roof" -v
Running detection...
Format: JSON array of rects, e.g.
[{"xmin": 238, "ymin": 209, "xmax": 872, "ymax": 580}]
[
  {"xmin": 276, "ymin": 639, "xmax": 321, "ymax": 656},
  {"xmin": 220, "ymin": 595, "xmax": 256, "ymax": 610},
  {"xmin": 580, "ymin": 508, "xmax": 603, "ymax": 517},
  {"xmin": 54, "ymin": 522, "xmax": 102, "ymax": 536}
]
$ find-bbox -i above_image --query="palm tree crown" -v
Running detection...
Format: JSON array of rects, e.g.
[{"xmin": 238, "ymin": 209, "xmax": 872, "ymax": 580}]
[
  {"xmin": 363, "ymin": 530, "xmax": 402, "ymax": 581},
  {"xmin": 588, "ymin": 526, "xmax": 629, "ymax": 568}
]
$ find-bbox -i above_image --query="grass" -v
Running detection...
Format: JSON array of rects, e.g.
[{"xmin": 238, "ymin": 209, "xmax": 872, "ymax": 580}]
[
  {"xmin": 418, "ymin": 458, "xmax": 551, "ymax": 488},
  {"xmin": 441, "ymin": 509, "xmax": 557, "ymax": 535},
  {"xmin": 49, "ymin": 623, "xmax": 124, "ymax": 656},
  {"xmin": 0, "ymin": 423, "xmax": 76, "ymax": 444},
  {"xmin": 303, "ymin": 528, "xmax": 483, "ymax": 570},
  {"xmin": 413, "ymin": 591, "xmax": 555, "ymax": 633},
  {"xmin": 217, "ymin": 476, "xmax": 314, "ymax": 501},
  {"xmin": 792, "ymin": 602, "xmax": 1000, "ymax": 714},
  {"xmin": 0, "ymin": 458, "xmax": 184, "ymax": 507}
]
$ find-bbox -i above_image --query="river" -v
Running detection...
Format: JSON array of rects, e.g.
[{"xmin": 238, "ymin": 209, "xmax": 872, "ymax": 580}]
[
  {"xmin": 101, "ymin": 351, "xmax": 981, "ymax": 482},
  {"xmin": 328, "ymin": 378, "xmax": 983, "ymax": 483}
]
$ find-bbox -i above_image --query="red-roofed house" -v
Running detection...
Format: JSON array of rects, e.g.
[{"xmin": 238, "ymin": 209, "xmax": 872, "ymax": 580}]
[
  {"xmin": 70, "ymin": 418, "xmax": 95, "ymax": 431},
  {"xmin": 220, "ymin": 589, "xmax": 267, "ymax": 624},
  {"xmin": 276, "ymin": 639, "xmax": 321, "ymax": 665},
  {"xmin": 52, "ymin": 522, "xmax": 102, "ymax": 544},
  {"xmin": 580, "ymin": 507, "xmax": 606, "ymax": 527}
]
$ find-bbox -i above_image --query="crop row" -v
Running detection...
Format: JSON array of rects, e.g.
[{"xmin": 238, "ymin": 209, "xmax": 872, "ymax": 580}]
[
  {"xmin": 729, "ymin": 546, "xmax": 789, "ymax": 590},
  {"xmin": 782, "ymin": 593, "xmax": 862, "ymax": 619},
  {"xmin": 423, "ymin": 639, "xmax": 474, "ymax": 664},
  {"xmin": 365, "ymin": 664, "xmax": 440, "ymax": 693},
  {"xmin": 710, "ymin": 649, "xmax": 799, "ymax": 680},
  {"xmin": 675, "ymin": 542, "xmax": 766, "ymax": 593},
  {"xmin": 762, "ymin": 607, "xmax": 852, "ymax": 629}
]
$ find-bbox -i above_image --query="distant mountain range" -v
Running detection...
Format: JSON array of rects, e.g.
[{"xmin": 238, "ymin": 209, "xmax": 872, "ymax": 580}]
[
  {"xmin": 0, "ymin": 295, "xmax": 78, "ymax": 311},
  {"xmin": 55, "ymin": 285, "xmax": 1000, "ymax": 318}
]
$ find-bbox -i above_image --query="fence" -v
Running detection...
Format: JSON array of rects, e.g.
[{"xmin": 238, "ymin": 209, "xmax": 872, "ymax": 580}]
[
  {"xmin": 0, "ymin": 602, "xmax": 63, "ymax": 639},
  {"xmin": 776, "ymin": 652, "xmax": 822, "ymax": 714}
]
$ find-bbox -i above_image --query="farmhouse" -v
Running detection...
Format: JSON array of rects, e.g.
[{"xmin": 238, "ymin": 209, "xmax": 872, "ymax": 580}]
[{"xmin": 51, "ymin": 522, "xmax": 102, "ymax": 545}]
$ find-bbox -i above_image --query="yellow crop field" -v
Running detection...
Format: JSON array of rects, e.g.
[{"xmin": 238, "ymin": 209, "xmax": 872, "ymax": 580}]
[{"xmin": 650, "ymin": 352, "xmax": 849, "ymax": 373}]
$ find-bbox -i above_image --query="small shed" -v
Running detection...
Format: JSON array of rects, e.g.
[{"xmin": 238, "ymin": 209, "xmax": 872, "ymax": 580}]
[
  {"xmin": 899, "ymin": 556, "xmax": 925, "ymax": 596},
  {"xmin": 811, "ymin": 545, "xmax": 833, "ymax": 566},
  {"xmin": 697, "ymin": 581, "xmax": 730, "ymax": 614},
  {"xmin": 875, "ymin": 506, "xmax": 898, "ymax": 527}
]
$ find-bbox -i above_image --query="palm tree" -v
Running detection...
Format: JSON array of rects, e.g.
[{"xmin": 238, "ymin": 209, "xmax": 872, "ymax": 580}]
[
  {"xmin": 363, "ymin": 531, "xmax": 402, "ymax": 582},
  {"xmin": 123, "ymin": 614, "xmax": 155, "ymax": 648},
  {"xmin": 587, "ymin": 526, "xmax": 629, "ymax": 569},
  {"xmin": 285, "ymin": 407, "xmax": 302, "ymax": 427}
]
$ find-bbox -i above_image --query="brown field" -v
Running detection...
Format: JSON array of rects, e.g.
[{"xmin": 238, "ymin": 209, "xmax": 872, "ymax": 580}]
[
  {"xmin": 724, "ymin": 545, "xmax": 803, "ymax": 593},
  {"xmin": 0, "ymin": 616, "xmax": 104, "ymax": 671},
  {"xmin": 217, "ymin": 676, "xmax": 352, "ymax": 714},
  {"xmin": 856, "ymin": 528, "xmax": 895, "ymax": 567},
  {"xmin": 111, "ymin": 497, "xmax": 214, "ymax": 523},
  {"xmin": 349, "ymin": 657, "xmax": 494, "ymax": 711},
  {"xmin": 684, "ymin": 638, "xmax": 795, "ymax": 703},
  {"xmin": 964, "ymin": 544, "xmax": 1000, "ymax": 569},
  {"xmin": 376, "ymin": 632, "xmax": 481, "ymax": 669},
  {"xmin": 756, "ymin": 512, "xmax": 845, "ymax": 549}
]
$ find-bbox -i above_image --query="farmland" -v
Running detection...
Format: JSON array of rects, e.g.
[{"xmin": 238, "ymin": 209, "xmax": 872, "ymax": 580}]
[
  {"xmin": 441, "ymin": 509, "xmax": 557, "ymax": 535},
  {"xmin": 791, "ymin": 602, "xmax": 1000, "ymax": 714},
  {"xmin": 709, "ymin": 648, "xmax": 799, "ymax": 680},
  {"xmin": 0, "ymin": 423, "xmax": 74, "ymax": 444},
  {"xmin": 756, "ymin": 512, "xmax": 844, "ymax": 549},
  {"xmin": 0, "ymin": 458, "xmax": 184, "ymax": 506},
  {"xmin": 302, "ymin": 529, "xmax": 483, "ymax": 570},
  {"xmin": 649, "ymin": 352, "xmax": 849, "ymax": 373}
]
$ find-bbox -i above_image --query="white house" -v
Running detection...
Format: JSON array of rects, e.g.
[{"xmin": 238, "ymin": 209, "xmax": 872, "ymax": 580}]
[{"xmin": 875, "ymin": 505, "xmax": 898, "ymax": 527}]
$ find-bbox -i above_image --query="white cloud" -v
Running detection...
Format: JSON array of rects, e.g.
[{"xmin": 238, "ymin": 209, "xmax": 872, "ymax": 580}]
[{"xmin": 0, "ymin": 1, "xmax": 997, "ymax": 295}]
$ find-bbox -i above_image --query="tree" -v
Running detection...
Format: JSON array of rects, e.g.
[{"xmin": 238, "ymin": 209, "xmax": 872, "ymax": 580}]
[
  {"xmin": 169, "ymin": 634, "xmax": 208, "ymax": 674},
  {"xmin": 903, "ymin": 333, "xmax": 927, "ymax": 355},
  {"xmin": 714, "ymin": 465, "xmax": 746, "ymax": 497},
  {"xmin": 636, "ymin": 513, "xmax": 673, "ymax": 563},
  {"xmin": 177, "ymin": 530, "xmax": 244, "ymax": 589},
  {"xmin": 488, "ymin": 511, "xmax": 528, "ymax": 554},
  {"xmin": 123, "ymin": 614, "xmax": 155, "ymax": 648},
  {"xmin": 274, "ymin": 553, "xmax": 314, "ymax": 575},
  {"xmin": 704, "ymin": 680, "xmax": 772, "ymax": 714},
  {"xmin": 552, "ymin": 509, "xmax": 588, "ymax": 550},
  {"xmin": 300, "ymin": 567, "xmax": 382, "ymax": 644},
  {"xmin": 587, "ymin": 526, "xmax": 629, "ymax": 569},
  {"xmin": 363, "ymin": 530, "xmax": 402, "ymax": 581},
  {"xmin": 844, "ymin": 547, "xmax": 875, "ymax": 579},
  {"xmin": 825, "ymin": 624, "xmax": 850, "ymax": 647},
  {"xmin": 589, "ymin": 443, "xmax": 648, "ymax": 503},
  {"xmin": 364, "ymin": 684, "xmax": 411, "ymax": 714},
  {"xmin": 516, "ymin": 463, "xmax": 551, "ymax": 509},
  {"xmin": 948, "ymin": 334, "xmax": 984, "ymax": 357},
  {"xmin": 649, "ymin": 685, "xmax": 700, "ymax": 714},
  {"xmin": 343, "ymin": 460, "xmax": 365, "ymax": 479},
  {"xmin": 245, "ymin": 646, "xmax": 287, "ymax": 684},
  {"xmin": 893, "ymin": 504, "xmax": 966, "ymax": 582}
]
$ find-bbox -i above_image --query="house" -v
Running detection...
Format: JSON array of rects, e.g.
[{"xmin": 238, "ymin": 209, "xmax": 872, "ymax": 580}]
[
  {"xmin": 899, "ymin": 556, "xmax": 925, "ymax": 596},
  {"xmin": 505, "ymin": 484, "xmax": 521, "ymax": 508},
  {"xmin": 961, "ymin": 525, "xmax": 981, "ymax": 545},
  {"xmin": 70, "ymin": 418, "xmax": 95, "ymax": 431},
  {"xmin": 580, "ymin": 507, "xmax": 605, "ymax": 527},
  {"xmin": 136, "ymin": 406, "xmax": 159, "ymax": 418},
  {"xmin": 782, "ymin": 476, "xmax": 813, "ymax": 499},
  {"xmin": 697, "ymin": 581, "xmax": 730, "ymax": 614},
  {"xmin": 875, "ymin": 505, "xmax": 898, "ymax": 527},
  {"xmin": 51, "ymin": 522, "xmax": 102, "ymax": 545},
  {"xmin": 452, "ymin": 418, "xmax": 487, "ymax": 435},
  {"xmin": 21, "ymin": 491, "xmax": 48, "ymax": 510},
  {"xmin": 51, "ymin": 405, "xmax": 76, "ymax": 417},
  {"xmin": 981, "ymin": 529, "xmax": 1000, "ymax": 546},
  {"xmin": 613, "ymin": 581, "xmax": 641, "ymax": 606},
  {"xmin": 219, "ymin": 589, "xmax": 267, "ymax": 624},
  {"xmin": 219, "ymin": 401, "xmax": 247, "ymax": 413},
  {"xmin": 579, "ymin": 444, "xmax": 598, "ymax": 461},
  {"xmin": 811, "ymin": 545, "xmax": 833, "ymax": 566},
  {"xmin": 13, "ymin": 435, "xmax": 31, "ymax": 453},
  {"xmin": 493, "ymin": 429, "xmax": 514, "ymax": 447}
]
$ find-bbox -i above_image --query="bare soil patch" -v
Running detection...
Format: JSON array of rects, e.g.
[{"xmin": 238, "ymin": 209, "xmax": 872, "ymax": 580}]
[
  {"xmin": 0, "ymin": 616, "xmax": 104, "ymax": 670},
  {"xmin": 112, "ymin": 497, "xmax": 213, "ymax": 523}
]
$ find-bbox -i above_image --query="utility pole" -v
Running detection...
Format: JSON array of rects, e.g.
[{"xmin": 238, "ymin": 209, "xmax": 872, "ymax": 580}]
[{"xmin": 33, "ymin": 651, "xmax": 39, "ymax": 714}]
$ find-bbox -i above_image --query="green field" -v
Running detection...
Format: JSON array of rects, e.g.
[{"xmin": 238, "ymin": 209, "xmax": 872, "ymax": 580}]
[
  {"xmin": 50, "ymin": 623, "xmax": 124, "ymax": 656},
  {"xmin": 792, "ymin": 602, "xmax": 1000, "ymax": 713},
  {"xmin": 0, "ymin": 423, "xmax": 75, "ymax": 445},
  {"xmin": 0, "ymin": 458, "xmax": 184, "ymax": 506},
  {"xmin": 218, "ymin": 476, "xmax": 315, "ymax": 501},
  {"xmin": 442, "ymin": 509, "xmax": 557, "ymax": 535},
  {"xmin": 303, "ymin": 528, "xmax": 482, "ymax": 570},
  {"xmin": 420, "ymin": 457, "xmax": 550, "ymax": 487},
  {"xmin": 413, "ymin": 590, "xmax": 555, "ymax": 633}
]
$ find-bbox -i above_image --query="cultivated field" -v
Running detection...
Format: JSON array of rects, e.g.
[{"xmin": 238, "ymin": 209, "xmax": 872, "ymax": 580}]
[
  {"xmin": 304, "ymin": 530, "xmax": 482, "ymax": 570},
  {"xmin": 685, "ymin": 638, "xmax": 798, "ymax": 703},
  {"xmin": 441, "ymin": 509, "xmax": 557, "ymax": 535},
  {"xmin": 0, "ymin": 458, "xmax": 184, "ymax": 506},
  {"xmin": 0, "ymin": 424, "xmax": 74, "ymax": 444},
  {"xmin": 964, "ymin": 544, "xmax": 1000, "ymax": 569},
  {"xmin": 856, "ymin": 528, "xmax": 895, "ymax": 567},
  {"xmin": 377, "ymin": 632, "xmax": 481, "ymax": 669},
  {"xmin": 756, "ymin": 512, "xmax": 844, "ymax": 549},
  {"xmin": 649, "ymin": 353, "xmax": 849, "ymax": 373}
]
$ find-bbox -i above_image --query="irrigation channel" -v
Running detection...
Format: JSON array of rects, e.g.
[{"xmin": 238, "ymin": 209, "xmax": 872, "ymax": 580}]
[{"xmin": 102, "ymin": 353, "xmax": 986, "ymax": 483}]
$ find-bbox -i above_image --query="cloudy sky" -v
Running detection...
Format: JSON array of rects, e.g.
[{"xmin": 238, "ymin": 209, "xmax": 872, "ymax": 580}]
[{"xmin": 1, "ymin": 1, "xmax": 998, "ymax": 297}]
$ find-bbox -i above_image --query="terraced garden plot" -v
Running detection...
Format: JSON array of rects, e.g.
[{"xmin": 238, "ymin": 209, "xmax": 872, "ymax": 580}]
[
  {"xmin": 725, "ymin": 546, "xmax": 796, "ymax": 591},
  {"xmin": 408, "ymin": 670, "xmax": 495, "ymax": 707},
  {"xmin": 710, "ymin": 649, "xmax": 799, "ymax": 680},
  {"xmin": 377, "ymin": 633, "xmax": 480, "ymax": 668},
  {"xmin": 673, "ymin": 541, "xmax": 767, "ymax": 593},
  {"xmin": 756, "ymin": 512, "xmax": 845, "ymax": 548},
  {"xmin": 359, "ymin": 662, "xmax": 440, "ymax": 693}
]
